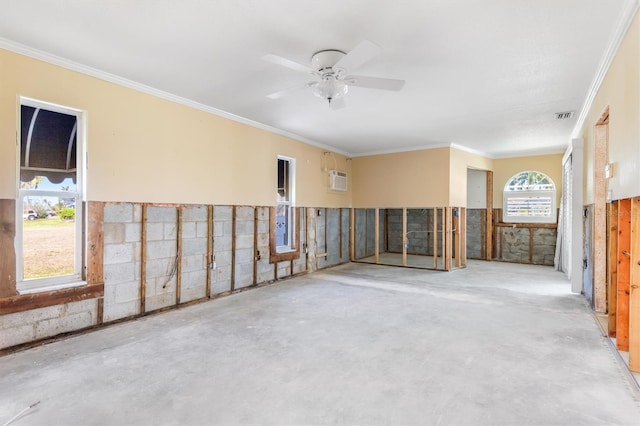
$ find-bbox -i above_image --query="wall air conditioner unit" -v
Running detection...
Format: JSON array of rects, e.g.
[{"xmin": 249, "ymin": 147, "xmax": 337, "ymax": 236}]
[{"xmin": 329, "ymin": 170, "xmax": 348, "ymax": 191}]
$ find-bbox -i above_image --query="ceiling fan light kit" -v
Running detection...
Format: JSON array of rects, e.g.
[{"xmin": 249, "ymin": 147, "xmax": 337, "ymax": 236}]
[{"xmin": 263, "ymin": 40, "xmax": 405, "ymax": 108}]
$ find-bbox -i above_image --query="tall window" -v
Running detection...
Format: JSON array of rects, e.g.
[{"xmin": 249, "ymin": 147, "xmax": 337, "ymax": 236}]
[
  {"xmin": 503, "ymin": 171, "xmax": 556, "ymax": 223},
  {"xmin": 18, "ymin": 98, "xmax": 85, "ymax": 292},
  {"xmin": 276, "ymin": 156, "xmax": 295, "ymax": 252}
]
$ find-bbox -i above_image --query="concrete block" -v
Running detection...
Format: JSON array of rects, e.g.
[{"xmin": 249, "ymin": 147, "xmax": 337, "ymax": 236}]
[
  {"xmin": 236, "ymin": 234, "xmax": 254, "ymax": 250},
  {"xmin": 181, "ymin": 270, "xmax": 206, "ymax": 291},
  {"xmin": 214, "ymin": 206, "xmax": 232, "ymax": 221},
  {"xmin": 34, "ymin": 311, "xmax": 94, "ymax": 340},
  {"xmin": 104, "ymin": 243, "xmax": 134, "ymax": 265},
  {"xmin": 146, "ymin": 258, "xmax": 176, "ymax": 280},
  {"xmin": 146, "ymin": 293, "xmax": 175, "ymax": 312},
  {"xmin": 103, "ymin": 300, "xmax": 138, "ymax": 322},
  {"xmin": 147, "ymin": 206, "xmax": 177, "ymax": 223},
  {"xmin": 183, "ymin": 238, "xmax": 207, "ymax": 256},
  {"xmin": 133, "ymin": 204, "xmax": 142, "ymax": 222},
  {"xmin": 104, "ymin": 203, "xmax": 134, "ymax": 223},
  {"xmin": 214, "ymin": 236, "xmax": 232, "ymax": 252},
  {"xmin": 257, "ymin": 271, "xmax": 274, "ymax": 284},
  {"xmin": 214, "ymin": 221, "xmax": 224, "ymax": 237},
  {"xmin": 183, "ymin": 205, "xmax": 207, "ymax": 222},
  {"xmin": 257, "ymin": 261, "xmax": 273, "ymax": 275},
  {"xmin": 146, "ymin": 223, "xmax": 164, "ymax": 241},
  {"xmin": 125, "ymin": 223, "xmax": 142, "ymax": 243},
  {"xmin": 211, "ymin": 279, "xmax": 230, "ymax": 295},
  {"xmin": 115, "ymin": 281, "xmax": 140, "ymax": 303},
  {"xmin": 257, "ymin": 220, "xmax": 269, "ymax": 234},
  {"xmin": 236, "ymin": 206, "xmax": 254, "ymax": 220},
  {"xmin": 146, "ymin": 240, "xmax": 177, "ymax": 260},
  {"xmin": 153, "ymin": 276, "xmax": 176, "ymax": 295},
  {"xmin": 257, "ymin": 233, "xmax": 269, "ymax": 248},
  {"xmin": 235, "ymin": 220, "xmax": 254, "ymax": 236},
  {"xmin": 256, "ymin": 207, "xmax": 269, "ymax": 220},
  {"xmin": 196, "ymin": 222, "xmax": 209, "ymax": 238},
  {"xmin": 182, "ymin": 254, "xmax": 205, "ymax": 272},
  {"xmin": 214, "ymin": 250, "xmax": 231, "ymax": 267},
  {"xmin": 182, "ymin": 222, "xmax": 196, "ymax": 239},
  {"xmin": 235, "ymin": 248, "xmax": 254, "ymax": 264},
  {"xmin": 164, "ymin": 223, "xmax": 177, "ymax": 240},
  {"xmin": 104, "ymin": 223, "xmax": 125, "ymax": 244},
  {"xmin": 0, "ymin": 324, "xmax": 35, "ymax": 349},
  {"xmin": 216, "ymin": 265, "xmax": 231, "ymax": 282},
  {"xmin": 180, "ymin": 281, "xmax": 206, "ymax": 303},
  {"xmin": 104, "ymin": 262, "xmax": 136, "ymax": 285}
]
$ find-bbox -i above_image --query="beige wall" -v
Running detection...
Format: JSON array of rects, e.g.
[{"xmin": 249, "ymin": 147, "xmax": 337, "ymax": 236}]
[
  {"xmin": 0, "ymin": 49, "xmax": 352, "ymax": 207},
  {"xmin": 493, "ymin": 153, "xmax": 564, "ymax": 208},
  {"xmin": 578, "ymin": 12, "xmax": 640, "ymax": 204},
  {"xmin": 449, "ymin": 147, "xmax": 493, "ymax": 207},
  {"xmin": 351, "ymin": 148, "xmax": 450, "ymax": 208}
]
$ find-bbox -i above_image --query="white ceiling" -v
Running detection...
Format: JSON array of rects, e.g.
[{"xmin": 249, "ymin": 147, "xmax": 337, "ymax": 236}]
[{"xmin": 0, "ymin": 0, "xmax": 635, "ymax": 158}]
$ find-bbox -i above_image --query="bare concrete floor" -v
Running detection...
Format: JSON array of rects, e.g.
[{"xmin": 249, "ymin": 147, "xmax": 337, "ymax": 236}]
[{"xmin": 1, "ymin": 261, "xmax": 640, "ymax": 425}]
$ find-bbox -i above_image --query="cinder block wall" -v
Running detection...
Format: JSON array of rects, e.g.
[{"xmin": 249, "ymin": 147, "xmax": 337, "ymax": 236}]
[
  {"xmin": 466, "ymin": 209, "xmax": 483, "ymax": 259},
  {"xmin": 0, "ymin": 204, "xmax": 343, "ymax": 351}
]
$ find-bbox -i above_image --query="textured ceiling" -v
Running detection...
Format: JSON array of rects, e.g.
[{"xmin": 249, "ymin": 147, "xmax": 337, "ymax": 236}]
[{"xmin": 0, "ymin": 0, "xmax": 635, "ymax": 157}]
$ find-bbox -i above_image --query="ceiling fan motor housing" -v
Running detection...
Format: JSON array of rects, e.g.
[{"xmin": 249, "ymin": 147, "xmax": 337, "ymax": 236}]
[{"xmin": 311, "ymin": 49, "xmax": 346, "ymax": 73}]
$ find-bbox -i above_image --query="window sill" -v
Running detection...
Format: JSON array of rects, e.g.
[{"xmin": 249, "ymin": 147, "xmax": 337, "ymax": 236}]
[
  {"xmin": 0, "ymin": 281, "xmax": 103, "ymax": 315},
  {"xmin": 18, "ymin": 280, "xmax": 87, "ymax": 295}
]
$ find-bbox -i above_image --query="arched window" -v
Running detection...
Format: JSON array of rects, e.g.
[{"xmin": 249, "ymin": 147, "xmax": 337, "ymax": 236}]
[{"xmin": 503, "ymin": 171, "xmax": 556, "ymax": 223}]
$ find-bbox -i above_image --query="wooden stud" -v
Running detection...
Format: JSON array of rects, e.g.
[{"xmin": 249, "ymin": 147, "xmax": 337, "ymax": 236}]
[
  {"xmin": 365, "ymin": 208, "xmax": 369, "ymax": 256},
  {"xmin": 617, "ymin": 198, "xmax": 631, "ymax": 351},
  {"xmin": 445, "ymin": 207, "xmax": 453, "ymax": 271},
  {"xmin": 0, "ymin": 283, "xmax": 104, "ymax": 315},
  {"xmin": 206, "ymin": 205, "xmax": 213, "ymax": 298},
  {"xmin": 96, "ymin": 298, "xmax": 104, "ymax": 325},
  {"xmin": 374, "ymin": 208, "xmax": 380, "ymax": 264},
  {"xmin": 140, "ymin": 204, "xmax": 147, "ymax": 314},
  {"xmin": 529, "ymin": 228, "xmax": 534, "ymax": 263},
  {"xmin": 402, "ymin": 208, "xmax": 407, "ymax": 267},
  {"xmin": 0, "ymin": 199, "xmax": 17, "ymax": 297},
  {"xmin": 453, "ymin": 208, "xmax": 461, "ymax": 268},
  {"xmin": 86, "ymin": 201, "xmax": 104, "ymax": 285},
  {"xmin": 339, "ymin": 208, "xmax": 343, "ymax": 260},
  {"xmin": 253, "ymin": 207, "xmax": 258, "ymax": 285},
  {"xmin": 629, "ymin": 197, "xmax": 640, "ymax": 372},
  {"xmin": 384, "ymin": 209, "xmax": 389, "ymax": 252},
  {"xmin": 594, "ymin": 123, "xmax": 609, "ymax": 313},
  {"xmin": 480, "ymin": 210, "xmax": 487, "ymax": 260},
  {"xmin": 231, "ymin": 206, "xmax": 236, "ymax": 291},
  {"xmin": 433, "ymin": 207, "xmax": 438, "ymax": 269},
  {"xmin": 608, "ymin": 201, "xmax": 618, "ymax": 337},
  {"xmin": 486, "ymin": 171, "xmax": 493, "ymax": 261},
  {"xmin": 350, "ymin": 208, "xmax": 355, "ymax": 261},
  {"xmin": 175, "ymin": 206, "xmax": 182, "ymax": 305},
  {"xmin": 306, "ymin": 207, "xmax": 311, "ymax": 271},
  {"xmin": 324, "ymin": 208, "xmax": 329, "ymax": 258},
  {"xmin": 460, "ymin": 208, "xmax": 467, "ymax": 267}
]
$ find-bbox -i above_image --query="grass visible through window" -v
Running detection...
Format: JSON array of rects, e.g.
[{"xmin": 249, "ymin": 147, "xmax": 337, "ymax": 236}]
[{"xmin": 23, "ymin": 218, "xmax": 75, "ymax": 279}]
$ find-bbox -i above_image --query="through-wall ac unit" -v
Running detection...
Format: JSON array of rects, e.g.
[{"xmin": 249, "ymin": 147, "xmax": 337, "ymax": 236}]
[{"xmin": 329, "ymin": 170, "xmax": 348, "ymax": 191}]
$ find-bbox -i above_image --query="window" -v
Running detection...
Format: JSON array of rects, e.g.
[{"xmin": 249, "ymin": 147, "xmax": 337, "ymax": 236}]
[
  {"xmin": 17, "ymin": 98, "xmax": 85, "ymax": 292},
  {"xmin": 503, "ymin": 171, "xmax": 556, "ymax": 223},
  {"xmin": 276, "ymin": 156, "xmax": 295, "ymax": 252}
]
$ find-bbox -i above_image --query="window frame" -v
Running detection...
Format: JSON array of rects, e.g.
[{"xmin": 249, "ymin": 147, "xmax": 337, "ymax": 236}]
[
  {"xmin": 502, "ymin": 171, "xmax": 557, "ymax": 224},
  {"xmin": 16, "ymin": 97, "xmax": 87, "ymax": 294},
  {"xmin": 276, "ymin": 155, "xmax": 296, "ymax": 253}
]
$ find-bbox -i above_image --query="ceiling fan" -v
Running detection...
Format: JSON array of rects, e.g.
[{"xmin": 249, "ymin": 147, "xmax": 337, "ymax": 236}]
[{"xmin": 263, "ymin": 40, "xmax": 405, "ymax": 109}]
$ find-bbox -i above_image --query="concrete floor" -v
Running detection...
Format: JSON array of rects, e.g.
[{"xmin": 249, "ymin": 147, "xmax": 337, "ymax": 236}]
[{"xmin": 1, "ymin": 261, "xmax": 639, "ymax": 425}]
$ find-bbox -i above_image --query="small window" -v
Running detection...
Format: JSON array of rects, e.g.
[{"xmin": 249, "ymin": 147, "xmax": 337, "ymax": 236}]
[
  {"xmin": 276, "ymin": 156, "xmax": 295, "ymax": 252},
  {"xmin": 503, "ymin": 171, "xmax": 556, "ymax": 223},
  {"xmin": 17, "ymin": 98, "xmax": 85, "ymax": 292}
]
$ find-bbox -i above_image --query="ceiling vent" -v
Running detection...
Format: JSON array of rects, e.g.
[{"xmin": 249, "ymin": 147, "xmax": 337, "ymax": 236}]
[{"xmin": 554, "ymin": 111, "xmax": 575, "ymax": 120}]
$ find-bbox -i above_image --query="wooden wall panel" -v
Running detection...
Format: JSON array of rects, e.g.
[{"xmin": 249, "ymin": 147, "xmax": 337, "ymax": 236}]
[
  {"xmin": 617, "ymin": 198, "xmax": 631, "ymax": 351},
  {"xmin": 629, "ymin": 197, "xmax": 640, "ymax": 372},
  {"xmin": 608, "ymin": 201, "xmax": 618, "ymax": 337}
]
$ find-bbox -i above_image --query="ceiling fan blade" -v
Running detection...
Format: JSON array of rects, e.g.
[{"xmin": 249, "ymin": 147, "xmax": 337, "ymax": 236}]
[
  {"xmin": 266, "ymin": 83, "xmax": 311, "ymax": 99},
  {"xmin": 262, "ymin": 53, "xmax": 314, "ymax": 74},
  {"xmin": 345, "ymin": 75, "xmax": 405, "ymax": 91},
  {"xmin": 329, "ymin": 97, "xmax": 346, "ymax": 110},
  {"xmin": 334, "ymin": 40, "xmax": 380, "ymax": 72}
]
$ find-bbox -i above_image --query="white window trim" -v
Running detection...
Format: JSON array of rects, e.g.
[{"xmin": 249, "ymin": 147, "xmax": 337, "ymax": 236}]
[
  {"xmin": 16, "ymin": 97, "xmax": 87, "ymax": 293},
  {"xmin": 276, "ymin": 155, "xmax": 296, "ymax": 253}
]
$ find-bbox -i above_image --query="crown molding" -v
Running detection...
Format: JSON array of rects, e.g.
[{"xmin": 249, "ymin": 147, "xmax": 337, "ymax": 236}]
[
  {"xmin": 572, "ymin": 0, "xmax": 640, "ymax": 139},
  {"xmin": 0, "ymin": 38, "xmax": 352, "ymax": 157}
]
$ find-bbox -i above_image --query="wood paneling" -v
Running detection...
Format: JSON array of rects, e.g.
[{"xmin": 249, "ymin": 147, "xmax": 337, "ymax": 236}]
[
  {"xmin": 608, "ymin": 201, "xmax": 618, "ymax": 337},
  {"xmin": 86, "ymin": 202, "xmax": 104, "ymax": 285},
  {"xmin": 0, "ymin": 283, "xmax": 104, "ymax": 315},
  {"xmin": 617, "ymin": 198, "xmax": 631, "ymax": 351},
  {"xmin": 629, "ymin": 197, "xmax": 640, "ymax": 372}
]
